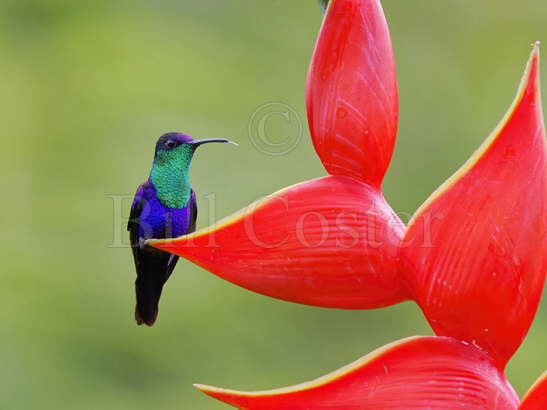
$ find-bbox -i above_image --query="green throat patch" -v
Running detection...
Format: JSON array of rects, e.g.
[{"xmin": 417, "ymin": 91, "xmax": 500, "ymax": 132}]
[{"xmin": 150, "ymin": 144, "xmax": 194, "ymax": 209}]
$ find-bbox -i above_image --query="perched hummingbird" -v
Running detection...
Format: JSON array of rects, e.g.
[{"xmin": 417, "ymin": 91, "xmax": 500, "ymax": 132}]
[{"xmin": 128, "ymin": 132, "xmax": 233, "ymax": 326}]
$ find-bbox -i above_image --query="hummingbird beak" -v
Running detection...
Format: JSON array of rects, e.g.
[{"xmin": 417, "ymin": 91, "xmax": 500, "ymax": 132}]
[{"xmin": 190, "ymin": 138, "xmax": 238, "ymax": 147}]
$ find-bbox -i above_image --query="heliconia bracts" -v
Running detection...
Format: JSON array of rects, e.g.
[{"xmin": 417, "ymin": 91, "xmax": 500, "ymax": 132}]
[{"xmin": 149, "ymin": 0, "xmax": 547, "ymax": 407}]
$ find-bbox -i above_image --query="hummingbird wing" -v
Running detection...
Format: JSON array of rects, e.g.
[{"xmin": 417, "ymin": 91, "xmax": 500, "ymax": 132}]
[{"xmin": 128, "ymin": 183, "xmax": 146, "ymax": 274}]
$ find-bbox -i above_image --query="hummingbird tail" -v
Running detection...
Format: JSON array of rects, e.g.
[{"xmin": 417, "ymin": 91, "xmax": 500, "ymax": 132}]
[
  {"xmin": 134, "ymin": 253, "xmax": 178, "ymax": 326},
  {"xmin": 135, "ymin": 306, "xmax": 157, "ymax": 327},
  {"xmin": 134, "ymin": 275, "xmax": 163, "ymax": 326}
]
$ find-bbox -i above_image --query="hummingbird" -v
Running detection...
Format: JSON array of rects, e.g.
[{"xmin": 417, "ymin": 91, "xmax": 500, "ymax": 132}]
[{"xmin": 128, "ymin": 132, "xmax": 234, "ymax": 326}]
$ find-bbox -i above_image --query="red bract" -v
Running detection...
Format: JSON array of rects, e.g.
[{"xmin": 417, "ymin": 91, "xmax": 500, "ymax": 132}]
[
  {"xmin": 306, "ymin": 0, "xmax": 398, "ymax": 189},
  {"xmin": 149, "ymin": 0, "xmax": 547, "ymax": 407},
  {"xmin": 401, "ymin": 45, "xmax": 547, "ymax": 369},
  {"xmin": 196, "ymin": 337, "xmax": 519, "ymax": 409},
  {"xmin": 152, "ymin": 176, "xmax": 406, "ymax": 308}
]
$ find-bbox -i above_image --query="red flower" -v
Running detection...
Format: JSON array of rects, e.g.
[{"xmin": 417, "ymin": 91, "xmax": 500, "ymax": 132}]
[{"xmin": 150, "ymin": 0, "xmax": 547, "ymax": 407}]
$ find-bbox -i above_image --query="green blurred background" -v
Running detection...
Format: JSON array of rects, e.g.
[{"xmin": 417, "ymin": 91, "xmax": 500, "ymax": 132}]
[{"xmin": 2, "ymin": 0, "xmax": 546, "ymax": 408}]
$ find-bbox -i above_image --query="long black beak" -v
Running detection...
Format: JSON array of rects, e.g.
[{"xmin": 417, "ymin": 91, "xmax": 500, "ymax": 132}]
[{"xmin": 190, "ymin": 138, "xmax": 238, "ymax": 147}]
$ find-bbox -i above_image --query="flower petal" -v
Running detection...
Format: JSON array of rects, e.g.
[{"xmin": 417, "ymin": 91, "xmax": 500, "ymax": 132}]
[
  {"xmin": 401, "ymin": 44, "xmax": 547, "ymax": 368},
  {"xmin": 306, "ymin": 0, "xmax": 398, "ymax": 189},
  {"xmin": 520, "ymin": 372, "xmax": 547, "ymax": 410},
  {"xmin": 195, "ymin": 336, "xmax": 518, "ymax": 409},
  {"xmin": 149, "ymin": 175, "xmax": 407, "ymax": 308}
]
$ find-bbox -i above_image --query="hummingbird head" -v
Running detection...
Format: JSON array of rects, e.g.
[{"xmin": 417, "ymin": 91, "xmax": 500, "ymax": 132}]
[
  {"xmin": 154, "ymin": 132, "xmax": 233, "ymax": 160},
  {"xmin": 150, "ymin": 132, "xmax": 235, "ymax": 208}
]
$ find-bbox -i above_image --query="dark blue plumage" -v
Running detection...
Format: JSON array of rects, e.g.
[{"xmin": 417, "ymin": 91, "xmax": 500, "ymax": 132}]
[
  {"xmin": 128, "ymin": 132, "xmax": 232, "ymax": 326},
  {"xmin": 132, "ymin": 182, "xmax": 196, "ymax": 240}
]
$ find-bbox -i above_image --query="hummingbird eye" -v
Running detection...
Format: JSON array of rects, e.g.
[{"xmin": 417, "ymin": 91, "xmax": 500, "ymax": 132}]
[{"xmin": 165, "ymin": 140, "xmax": 176, "ymax": 150}]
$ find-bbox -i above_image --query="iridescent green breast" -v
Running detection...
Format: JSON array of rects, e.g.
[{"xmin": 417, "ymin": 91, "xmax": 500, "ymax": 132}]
[{"xmin": 150, "ymin": 144, "xmax": 194, "ymax": 209}]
